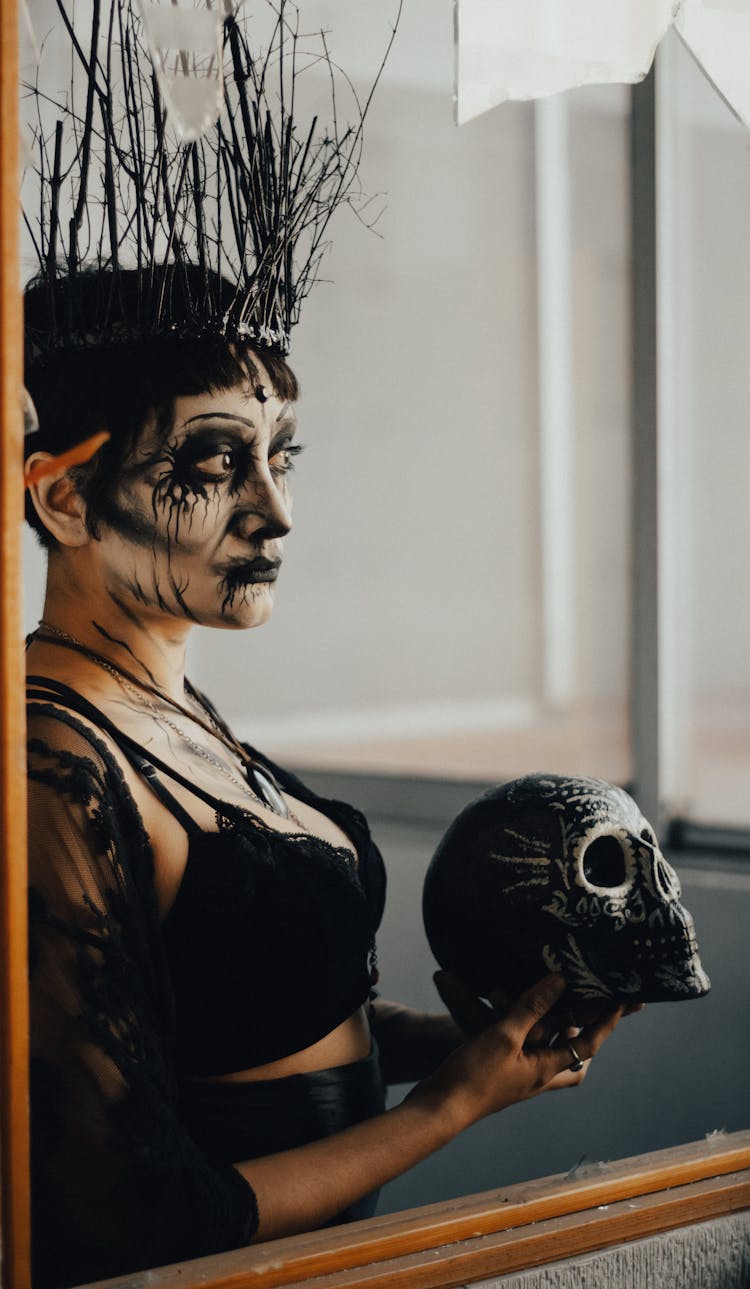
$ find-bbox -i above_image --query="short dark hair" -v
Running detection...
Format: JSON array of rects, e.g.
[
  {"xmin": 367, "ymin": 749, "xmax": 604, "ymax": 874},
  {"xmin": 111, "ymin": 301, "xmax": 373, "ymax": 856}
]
[{"xmin": 24, "ymin": 271, "xmax": 299, "ymax": 551}]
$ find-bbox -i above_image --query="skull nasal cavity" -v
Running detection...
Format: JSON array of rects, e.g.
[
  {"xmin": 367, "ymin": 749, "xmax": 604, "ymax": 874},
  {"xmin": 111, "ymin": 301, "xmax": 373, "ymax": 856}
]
[{"xmin": 582, "ymin": 836, "xmax": 628, "ymax": 888}]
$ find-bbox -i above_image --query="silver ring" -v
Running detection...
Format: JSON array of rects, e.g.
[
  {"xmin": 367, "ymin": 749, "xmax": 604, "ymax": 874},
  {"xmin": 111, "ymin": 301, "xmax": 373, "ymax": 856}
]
[{"xmin": 567, "ymin": 1044, "xmax": 585, "ymax": 1073}]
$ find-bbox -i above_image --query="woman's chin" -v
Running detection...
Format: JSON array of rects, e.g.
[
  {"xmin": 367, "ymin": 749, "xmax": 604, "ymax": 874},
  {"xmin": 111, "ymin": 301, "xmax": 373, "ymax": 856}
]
[{"xmin": 212, "ymin": 585, "xmax": 276, "ymax": 630}]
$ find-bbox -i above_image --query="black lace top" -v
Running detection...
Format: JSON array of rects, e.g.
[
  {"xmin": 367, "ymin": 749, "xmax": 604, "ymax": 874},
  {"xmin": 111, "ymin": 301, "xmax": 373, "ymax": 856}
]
[{"xmin": 26, "ymin": 679, "xmax": 386, "ymax": 1287}]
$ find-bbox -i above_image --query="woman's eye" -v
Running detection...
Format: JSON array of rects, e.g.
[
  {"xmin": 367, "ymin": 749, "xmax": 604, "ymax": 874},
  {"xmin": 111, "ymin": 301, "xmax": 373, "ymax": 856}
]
[
  {"xmin": 270, "ymin": 443, "xmax": 304, "ymax": 477},
  {"xmin": 192, "ymin": 449, "xmax": 236, "ymax": 479},
  {"xmin": 271, "ymin": 450, "xmax": 293, "ymax": 475}
]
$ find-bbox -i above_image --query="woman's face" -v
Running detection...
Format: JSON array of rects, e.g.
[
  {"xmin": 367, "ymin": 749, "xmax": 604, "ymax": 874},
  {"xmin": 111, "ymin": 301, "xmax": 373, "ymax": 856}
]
[{"xmin": 92, "ymin": 372, "xmax": 300, "ymax": 631}]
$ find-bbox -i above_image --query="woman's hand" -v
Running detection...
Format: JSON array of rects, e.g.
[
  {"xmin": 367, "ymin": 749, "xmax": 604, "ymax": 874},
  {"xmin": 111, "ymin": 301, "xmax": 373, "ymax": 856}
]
[
  {"xmin": 432, "ymin": 968, "xmax": 506, "ymax": 1036},
  {"xmin": 243, "ymin": 972, "xmax": 636, "ymax": 1241},
  {"xmin": 408, "ymin": 972, "xmax": 626, "ymax": 1133},
  {"xmin": 433, "ymin": 968, "xmax": 644, "ymax": 1093}
]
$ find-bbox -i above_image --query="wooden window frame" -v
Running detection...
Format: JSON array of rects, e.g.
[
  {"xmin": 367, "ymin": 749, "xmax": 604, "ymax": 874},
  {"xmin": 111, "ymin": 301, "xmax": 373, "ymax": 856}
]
[
  {"xmin": 2, "ymin": 7, "xmax": 748, "ymax": 1286},
  {"xmin": 80, "ymin": 1133, "xmax": 750, "ymax": 1289},
  {"xmin": 1, "ymin": 0, "xmax": 31, "ymax": 1284}
]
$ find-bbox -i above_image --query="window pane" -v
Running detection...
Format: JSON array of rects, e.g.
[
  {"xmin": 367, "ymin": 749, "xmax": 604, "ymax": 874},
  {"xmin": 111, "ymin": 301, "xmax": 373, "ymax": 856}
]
[
  {"xmin": 189, "ymin": 71, "xmax": 632, "ymax": 788},
  {"xmin": 21, "ymin": 16, "xmax": 634, "ymax": 794},
  {"xmin": 664, "ymin": 34, "xmax": 750, "ymax": 828}
]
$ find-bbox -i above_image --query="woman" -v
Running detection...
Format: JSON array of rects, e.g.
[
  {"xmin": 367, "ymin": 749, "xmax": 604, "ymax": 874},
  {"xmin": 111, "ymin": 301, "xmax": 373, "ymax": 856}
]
[
  {"xmin": 24, "ymin": 271, "xmax": 631, "ymax": 1287},
  {"xmin": 22, "ymin": 3, "xmax": 635, "ymax": 1280}
]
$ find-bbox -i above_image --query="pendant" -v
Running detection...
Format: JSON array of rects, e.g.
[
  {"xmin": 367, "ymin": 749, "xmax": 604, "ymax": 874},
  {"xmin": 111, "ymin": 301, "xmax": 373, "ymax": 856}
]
[{"xmin": 248, "ymin": 764, "xmax": 289, "ymax": 819}]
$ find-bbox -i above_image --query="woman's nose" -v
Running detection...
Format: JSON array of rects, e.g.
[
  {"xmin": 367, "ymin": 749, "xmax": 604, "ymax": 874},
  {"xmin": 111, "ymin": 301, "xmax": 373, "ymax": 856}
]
[
  {"xmin": 262, "ymin": 476, "xmax": 293, "ymax": 536},
  {"xmin": 234, "ymin": 473, "xmax": 292, "ymax": 540}
]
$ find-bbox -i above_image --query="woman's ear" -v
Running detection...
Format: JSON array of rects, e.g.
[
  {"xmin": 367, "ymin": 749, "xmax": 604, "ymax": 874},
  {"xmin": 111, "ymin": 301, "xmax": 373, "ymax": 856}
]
[{"xmin": 25, "ymin": 454, "xmax": 90, "ymax": 548}]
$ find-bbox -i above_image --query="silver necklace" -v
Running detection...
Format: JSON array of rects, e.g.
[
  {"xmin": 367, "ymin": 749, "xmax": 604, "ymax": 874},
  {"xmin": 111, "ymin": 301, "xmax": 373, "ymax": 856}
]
[{"xmin": 35, "ymin": 620, "xmax": 307, "ymax": 828}]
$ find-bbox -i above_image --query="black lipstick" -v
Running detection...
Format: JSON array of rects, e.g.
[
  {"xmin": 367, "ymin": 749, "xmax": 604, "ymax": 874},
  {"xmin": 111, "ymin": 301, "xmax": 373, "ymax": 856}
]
[{"xmin": 218, "ymin": 557, "xmax": 281, "ymax": 612}]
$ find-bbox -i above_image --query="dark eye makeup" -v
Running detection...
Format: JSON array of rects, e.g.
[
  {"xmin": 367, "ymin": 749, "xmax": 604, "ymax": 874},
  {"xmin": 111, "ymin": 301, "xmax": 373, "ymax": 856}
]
[
  {"xmin": 186, "ymin": 434, "xmax": 305, "ymax": 485},
  {"xmin": 138, "ymin": 423, "xmax": 306, "ymax": 531},
  {"xmin": 189, "ymin": 445, "xmax": 246, "ymax": 481},
  {"xmin": 269, "ymin": 440, "xmax": 305, "ymax": 478},
  {"xmin": 174, "ymin": 431, "xmax": 251, "ymax": 484}
]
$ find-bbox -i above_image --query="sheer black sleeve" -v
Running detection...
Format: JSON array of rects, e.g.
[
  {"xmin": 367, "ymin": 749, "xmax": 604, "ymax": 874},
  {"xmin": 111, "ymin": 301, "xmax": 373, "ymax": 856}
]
[{"xmin": 27, "ymin": 703, "xmax": 258, "ymax": 1288}]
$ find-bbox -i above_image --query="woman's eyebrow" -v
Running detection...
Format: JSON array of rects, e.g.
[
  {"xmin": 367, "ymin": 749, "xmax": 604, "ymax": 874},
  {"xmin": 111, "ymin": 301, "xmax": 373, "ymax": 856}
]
[{"xmin": 182, "ymin": 412, "xmax": 256, "ymax": 430}]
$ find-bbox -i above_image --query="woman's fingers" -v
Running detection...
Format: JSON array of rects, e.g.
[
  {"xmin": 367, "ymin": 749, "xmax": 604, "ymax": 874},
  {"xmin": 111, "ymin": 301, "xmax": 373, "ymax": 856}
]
[
  {"xmin": 498, "ymin": 976, "xmax": 625, "ymax": 1095},
  {"xmin": 486, "ymin": 986, "xmax": 511, "ymax": 1013},
  {"xmin": 504, "ymin": 973, "xmax": 568, "ymax": 1046},
  {"xmin": 433, "ymin": 970, "xmax": 496, "ymax": 1035},
  {"xmin": 541, "ymin": 1062, "xmax": 590, "ymax": 1092},
  {"xmin": 418, "ymin": 973, "xmax": 636, "ymax": 1126},
  {"xmin": 534, "ymin": 1000, "xmax": 625, "ymax": 1090}
]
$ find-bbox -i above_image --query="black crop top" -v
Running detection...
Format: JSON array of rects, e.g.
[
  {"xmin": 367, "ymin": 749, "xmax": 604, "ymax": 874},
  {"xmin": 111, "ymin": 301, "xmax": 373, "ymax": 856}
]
[
  {"xmin": 158, "ymin": 761, "xmax": 385, "ymax": 1076},
  {"xmin": 27, "ymin": 677, "xmax": 386, "ymax": 1077}
]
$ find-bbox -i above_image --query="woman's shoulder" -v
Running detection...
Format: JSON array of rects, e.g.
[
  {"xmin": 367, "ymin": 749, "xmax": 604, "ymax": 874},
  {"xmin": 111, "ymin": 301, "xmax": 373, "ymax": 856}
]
[
  {"xmin": 28, "ymin": 674, "xmax": 128, "ymax": 769},
  {"xmin": 26, "ymin": 677, "xmax": 161, "ymax": 905},
  {"xmin": 26, "ymin": 675, "xmax": 152, "ymax": 836}
]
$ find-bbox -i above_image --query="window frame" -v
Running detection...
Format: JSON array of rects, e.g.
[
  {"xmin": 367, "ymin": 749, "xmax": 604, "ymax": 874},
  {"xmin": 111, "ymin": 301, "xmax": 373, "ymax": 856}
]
[{"xmin": 0, "ymin": 0, "xmax": 31, "ymax": 1281}]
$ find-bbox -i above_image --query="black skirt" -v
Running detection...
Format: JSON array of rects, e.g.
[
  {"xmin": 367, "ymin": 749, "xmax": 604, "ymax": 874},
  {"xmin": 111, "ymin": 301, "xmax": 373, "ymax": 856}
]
[{"xmin": 178, "ymin": 1044, "xmax": 386, "ymax": 1224}]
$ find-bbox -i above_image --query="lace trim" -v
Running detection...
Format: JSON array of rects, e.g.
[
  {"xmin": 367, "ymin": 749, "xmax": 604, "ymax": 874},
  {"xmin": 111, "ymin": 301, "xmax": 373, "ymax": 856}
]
[
  {"xmin": 30, "ymin": 697, "xmax": 360, "ymax": 860},
  {"xmin": 28, "ymin": 702, "xmax": 374, "ymax": 923},
  {"xmin": 215, "ymin": 802, "xmax": 359, "ymax": 873}
]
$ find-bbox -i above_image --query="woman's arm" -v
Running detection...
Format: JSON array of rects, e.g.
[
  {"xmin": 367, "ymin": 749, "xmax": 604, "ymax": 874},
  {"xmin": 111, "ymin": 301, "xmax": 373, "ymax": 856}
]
[
  {"xmin": 27, "ymin": 706, "xmax": 259, "ymax": 1286},
  {"xmin": 242, "ymin": 975, "xmax": 626, "ymax": 1241}
]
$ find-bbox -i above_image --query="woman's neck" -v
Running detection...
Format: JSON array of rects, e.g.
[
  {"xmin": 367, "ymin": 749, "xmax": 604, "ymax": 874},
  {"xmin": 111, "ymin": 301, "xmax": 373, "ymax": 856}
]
[{"xmin": 37, "ymin": 582, "xmax": 191, "ymax": 704}]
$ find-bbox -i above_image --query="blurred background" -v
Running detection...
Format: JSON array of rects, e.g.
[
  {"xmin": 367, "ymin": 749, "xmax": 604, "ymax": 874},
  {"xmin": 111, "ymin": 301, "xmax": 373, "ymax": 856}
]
[{"xmin": 21, "ymin": 0, "xmax": 750, "ymax": 1212}]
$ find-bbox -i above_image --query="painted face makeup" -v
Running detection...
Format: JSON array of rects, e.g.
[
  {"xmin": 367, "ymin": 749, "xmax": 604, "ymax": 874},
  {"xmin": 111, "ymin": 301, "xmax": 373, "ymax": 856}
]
[{"xmin": 95, "ymin": 382, "xmax": 301, "ymax": 629}]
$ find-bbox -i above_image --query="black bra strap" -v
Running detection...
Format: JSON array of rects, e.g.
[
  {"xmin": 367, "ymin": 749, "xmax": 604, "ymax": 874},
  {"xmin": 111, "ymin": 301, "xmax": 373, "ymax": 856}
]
[
  {"xmin": 26, "ymin": 675, "xmax": 231, "ymax": 838},
  {"xmin": 127, "ymin": 760, "xmax": 201, "ymax": 840}
]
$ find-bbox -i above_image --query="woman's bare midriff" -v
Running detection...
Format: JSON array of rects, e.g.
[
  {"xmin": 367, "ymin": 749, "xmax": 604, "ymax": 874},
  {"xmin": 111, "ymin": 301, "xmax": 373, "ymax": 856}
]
[{"xmin": 184, "ymin": 1005, "xmax": 373, "ymax": 1084}]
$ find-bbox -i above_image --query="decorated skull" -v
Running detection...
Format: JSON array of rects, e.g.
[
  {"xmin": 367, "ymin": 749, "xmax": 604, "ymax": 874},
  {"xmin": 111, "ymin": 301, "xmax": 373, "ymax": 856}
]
[{"xmin": 422, "ymin": 773, "xmax": 710, "ymax": 1004}]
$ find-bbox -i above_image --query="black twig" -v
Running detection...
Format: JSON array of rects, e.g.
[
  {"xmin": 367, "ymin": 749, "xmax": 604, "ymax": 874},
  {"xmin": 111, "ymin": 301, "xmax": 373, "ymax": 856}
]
[{"xmin": 25, "ymin": 0, "xmax": 402, "ymax": 355}]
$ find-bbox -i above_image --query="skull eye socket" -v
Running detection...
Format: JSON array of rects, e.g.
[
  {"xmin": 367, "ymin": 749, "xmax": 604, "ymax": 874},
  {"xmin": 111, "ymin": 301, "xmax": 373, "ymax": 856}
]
[{"xmin": 582, "ymin": 835, "xmax": 628, "ymax": 888}]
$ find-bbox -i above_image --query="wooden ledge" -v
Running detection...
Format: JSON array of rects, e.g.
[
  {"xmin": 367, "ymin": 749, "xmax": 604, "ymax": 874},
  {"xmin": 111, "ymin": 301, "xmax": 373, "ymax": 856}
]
[{"xmin": 89, "ymin": 1130, "xmax": 750, "ymax": 1289}]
